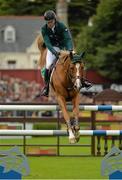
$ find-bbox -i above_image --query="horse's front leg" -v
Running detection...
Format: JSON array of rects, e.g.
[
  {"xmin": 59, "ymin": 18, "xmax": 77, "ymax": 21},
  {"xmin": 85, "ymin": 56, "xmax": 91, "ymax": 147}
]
[
  {"xmin": 72, "ymin": 94, "xmax": 80, "ymax": 142},
  {"xmin": 57, "ymin": 95, "xmax": 76, "ymax": 144}
]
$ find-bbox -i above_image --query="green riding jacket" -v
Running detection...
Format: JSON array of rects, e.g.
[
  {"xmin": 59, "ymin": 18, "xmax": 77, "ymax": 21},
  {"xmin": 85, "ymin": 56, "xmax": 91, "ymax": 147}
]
[{"xmin": 41, "ymin": 21, "xmax": 73, "ymax": 54}]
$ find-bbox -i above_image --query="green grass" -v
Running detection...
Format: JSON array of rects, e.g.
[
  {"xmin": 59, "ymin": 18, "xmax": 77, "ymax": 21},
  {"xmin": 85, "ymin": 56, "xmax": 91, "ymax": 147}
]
[
  {"xmin": 25, "ymin": 156, "xmax": 106, "ymax": 179},
  {"xmin": 0, "ymin": 136, "xmax": 114, "ymax": 179}
]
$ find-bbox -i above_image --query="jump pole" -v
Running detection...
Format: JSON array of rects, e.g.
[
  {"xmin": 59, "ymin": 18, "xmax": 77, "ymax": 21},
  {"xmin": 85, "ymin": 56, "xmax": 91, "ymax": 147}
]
[
  {"xmin": 0, "ymin": 130, "xmax": 122, "ymax": 136},
  {"xmin": 0, "ymin": 105, "xmax": 122, "ymax": 111}
]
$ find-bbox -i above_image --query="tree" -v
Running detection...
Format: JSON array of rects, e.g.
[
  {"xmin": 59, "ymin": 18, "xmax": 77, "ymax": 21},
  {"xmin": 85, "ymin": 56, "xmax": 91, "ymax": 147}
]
[
  {"xmin": 0, "ymin": 0, "xmax": 56, "ymax": 15},
  {"xmin": 76, "ymin": 0, "xmax": 122, "ymax": 82},
  {"xmin": 68, "ymin": 0, "xmax": 100, "ymax": 37}
]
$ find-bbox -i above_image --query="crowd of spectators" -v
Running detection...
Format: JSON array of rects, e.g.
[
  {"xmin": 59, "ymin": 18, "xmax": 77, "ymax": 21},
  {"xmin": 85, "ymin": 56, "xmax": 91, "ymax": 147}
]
[
  {"xmin": 0, "ymin": 75, "xmax": 93, "ymax": 103},
  {"xmin": 0, "ymin": 75, "xmax": 44, "ymax": 103}
]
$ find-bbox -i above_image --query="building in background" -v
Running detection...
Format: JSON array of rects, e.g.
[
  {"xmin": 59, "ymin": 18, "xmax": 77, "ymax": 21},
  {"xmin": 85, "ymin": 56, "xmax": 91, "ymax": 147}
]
[
  {"xmin": 0, "ymin": 0, "xmax": 69, "ymax": 70},
  {"xmin": 0, "ymin": 16, "xmax": 44, "ymax": 69}
]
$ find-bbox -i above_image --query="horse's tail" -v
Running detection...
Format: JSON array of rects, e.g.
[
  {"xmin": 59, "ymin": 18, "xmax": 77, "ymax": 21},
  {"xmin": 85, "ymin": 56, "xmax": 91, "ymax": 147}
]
[{"xmin": 37, "ymin": 34, "xmax": 47, "ymax": 68}]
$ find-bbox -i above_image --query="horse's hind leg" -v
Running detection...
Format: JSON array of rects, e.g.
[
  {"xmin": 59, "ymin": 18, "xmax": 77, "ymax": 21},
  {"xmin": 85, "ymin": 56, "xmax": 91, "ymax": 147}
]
[
  {"xmin": 57, "ymin": 95, "xmax": 76, "ymax": 144},
  {"xmin": 72, "ymin": 94, "xmax": 80, "ymax": 142}
]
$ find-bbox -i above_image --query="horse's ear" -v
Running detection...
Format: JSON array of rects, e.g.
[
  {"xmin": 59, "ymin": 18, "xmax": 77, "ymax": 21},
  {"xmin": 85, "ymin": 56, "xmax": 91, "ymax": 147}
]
[
  {"xmin": 80, "ymin": 51, "xmax": 85, "ymax": 59},
  {"xmin": 71, "ymin": 51, "xmax": 85, "ymax": 64}
]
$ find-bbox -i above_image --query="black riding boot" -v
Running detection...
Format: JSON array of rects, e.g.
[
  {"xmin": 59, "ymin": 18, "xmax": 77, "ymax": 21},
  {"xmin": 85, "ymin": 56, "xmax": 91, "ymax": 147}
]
[
  {"xmin": 41, "ymin": 69, "xmax": 50, "ymax": 97},
  {"xmin": 82, "ymin": 78, "xmax": 92, "ymax": 89}
]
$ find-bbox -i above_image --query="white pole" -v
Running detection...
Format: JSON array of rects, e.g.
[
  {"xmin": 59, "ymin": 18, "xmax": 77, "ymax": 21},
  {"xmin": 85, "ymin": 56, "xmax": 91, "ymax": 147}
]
[
  {"xmin": 0, "ymin": 105, "xmax": 122, "ymax": 111},
  {"xmin": 0, "ymin": 105, "xmax": 58, "ymax": 111},
  {"xmin": 0, "ymin": 130, "xmax": 122, "ymax": 136}
]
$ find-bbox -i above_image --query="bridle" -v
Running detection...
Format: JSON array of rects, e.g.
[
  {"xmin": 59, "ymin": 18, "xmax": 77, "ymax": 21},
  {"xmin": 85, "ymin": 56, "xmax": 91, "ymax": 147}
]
[{"xmin": 67, "ymin": 62, "xmax": 84, "ymax": 90}]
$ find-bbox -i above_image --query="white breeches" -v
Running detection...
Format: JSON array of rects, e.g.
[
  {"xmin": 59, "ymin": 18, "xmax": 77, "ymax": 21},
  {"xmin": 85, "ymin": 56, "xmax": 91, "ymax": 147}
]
[{"xmin": 46, "ymin": 47, "xmax": 60, "ymax": 69}]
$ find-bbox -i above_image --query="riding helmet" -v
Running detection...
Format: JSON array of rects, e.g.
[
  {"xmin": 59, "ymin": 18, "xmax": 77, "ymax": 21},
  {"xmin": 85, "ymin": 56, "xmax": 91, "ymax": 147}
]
[{"xmin": 44, "ymin": 10, "xmax": 56, "ymax": 21}]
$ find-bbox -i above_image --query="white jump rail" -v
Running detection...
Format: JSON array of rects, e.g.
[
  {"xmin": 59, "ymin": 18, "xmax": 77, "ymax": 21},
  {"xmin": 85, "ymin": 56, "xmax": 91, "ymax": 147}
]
[
  {"xmin": 0, "ymin": 105, "xmax": 122, "ymax": 111},
  {"xmin": 0, "ymin": 130, "xmax": 122, "ymax": 136}
]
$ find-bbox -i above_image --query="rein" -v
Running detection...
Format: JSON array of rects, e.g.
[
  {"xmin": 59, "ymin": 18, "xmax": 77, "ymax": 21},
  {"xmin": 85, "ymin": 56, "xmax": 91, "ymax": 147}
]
[
  {"xmin": 67, "ymin": 67, "xmax": 76, "ymax": 90},
  {"xmin": 60, "ymin": 56, "xmax": 76, "ymax": 91}
]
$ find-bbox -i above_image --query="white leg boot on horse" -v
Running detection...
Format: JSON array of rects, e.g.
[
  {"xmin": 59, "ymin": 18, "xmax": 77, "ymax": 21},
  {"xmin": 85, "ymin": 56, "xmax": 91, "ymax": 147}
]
[{"xmin": 66, "ymin": 120, "xmax": 76, "ymax": 144}]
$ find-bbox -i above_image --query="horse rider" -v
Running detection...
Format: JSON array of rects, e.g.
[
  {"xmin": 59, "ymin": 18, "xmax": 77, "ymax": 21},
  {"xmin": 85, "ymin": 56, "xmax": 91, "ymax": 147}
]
[{"xmin": 40, "ymin": 10, "xmax": 92, "ymax": 97}]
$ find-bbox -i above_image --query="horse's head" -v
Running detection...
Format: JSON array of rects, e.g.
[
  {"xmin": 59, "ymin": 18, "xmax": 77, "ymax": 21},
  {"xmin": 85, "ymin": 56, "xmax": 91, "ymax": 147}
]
[
  {"xmin": 68, "ymin": 52, "xmax": 85, "ymax": 91},
  {"xmin": 59, "ymin": 51, "xmax": 85, "ymax": 91}
]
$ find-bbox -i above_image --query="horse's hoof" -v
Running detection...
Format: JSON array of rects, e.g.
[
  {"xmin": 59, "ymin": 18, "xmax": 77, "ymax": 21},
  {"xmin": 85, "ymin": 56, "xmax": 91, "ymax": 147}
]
[{"xmin": 69, "ymin": 138, "xmax": 76, "ymax": 144}]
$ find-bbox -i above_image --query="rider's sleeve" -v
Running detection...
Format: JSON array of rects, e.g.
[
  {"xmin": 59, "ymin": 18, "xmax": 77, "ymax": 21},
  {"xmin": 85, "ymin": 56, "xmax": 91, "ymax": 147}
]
[
  {"xmin": 60, "ymin": 22, "xmax": 74, "ymax": 51},
  {"xmin": 41, "ymin": 28, "xmax": 57, "ymax": 55}
]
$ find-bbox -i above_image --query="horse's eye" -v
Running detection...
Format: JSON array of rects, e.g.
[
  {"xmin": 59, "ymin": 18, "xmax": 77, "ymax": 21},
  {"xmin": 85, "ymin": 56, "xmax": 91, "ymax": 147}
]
[
  {"xmin": 70, "ymin": 67, "xmax": 74, "ymax": 72},
  {"xmin": 70, "ymin": 65, "xmax": 74, "ymax": 69},
  {"xmin": 80, "ymin": 65, "xmax": 84, "ymax": 69},
  {"xmin": 81, "ymin": 66, "xmax": 84, "ymax": 70}
]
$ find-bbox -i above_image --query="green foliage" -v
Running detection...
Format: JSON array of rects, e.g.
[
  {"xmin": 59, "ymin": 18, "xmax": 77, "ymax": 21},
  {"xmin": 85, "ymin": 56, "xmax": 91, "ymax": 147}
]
[
  {"xmin": 76, "ymin": 0, "xmax": 122, "ymax": 81},
  {"xmin": 0, "ymin": 0, "xmax": 56, "ymax": 15},
  {"xmin": 96, "ymin": 43, "xmax": 122, "ymax": 79},
  {"xmin": 68, "ymin": 0, "xmax": 99, "ymax": 37}
]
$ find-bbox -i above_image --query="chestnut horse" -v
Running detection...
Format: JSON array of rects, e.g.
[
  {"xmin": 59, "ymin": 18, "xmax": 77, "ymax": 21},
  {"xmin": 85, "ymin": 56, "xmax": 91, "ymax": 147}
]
[{"xmin": 37, "ymin": 35, "xmax": 84, "ymax": 144}]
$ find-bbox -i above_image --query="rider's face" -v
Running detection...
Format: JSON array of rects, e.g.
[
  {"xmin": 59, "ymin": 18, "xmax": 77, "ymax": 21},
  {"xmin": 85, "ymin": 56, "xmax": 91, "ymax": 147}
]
[{"xmin": 46, "ymin": 19, "xmax": 55, "ymax": 29}]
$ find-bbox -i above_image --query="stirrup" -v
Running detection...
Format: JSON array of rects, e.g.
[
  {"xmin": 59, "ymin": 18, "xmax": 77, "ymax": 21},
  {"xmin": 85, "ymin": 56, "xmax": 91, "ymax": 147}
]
[{"xmin": 82, "ymin": 81, "xmax": 92, "ymax": 90}]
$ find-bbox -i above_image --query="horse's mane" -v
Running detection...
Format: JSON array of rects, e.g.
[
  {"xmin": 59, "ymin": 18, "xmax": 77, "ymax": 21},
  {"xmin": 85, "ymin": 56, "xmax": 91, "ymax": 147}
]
[
  {"xmin": 60, "ymin": 50, "xmax": 69, "ymax": 57},
  {"xmin": 59, "ymin": 50, "xmax": 70, "ymax": 63}
]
